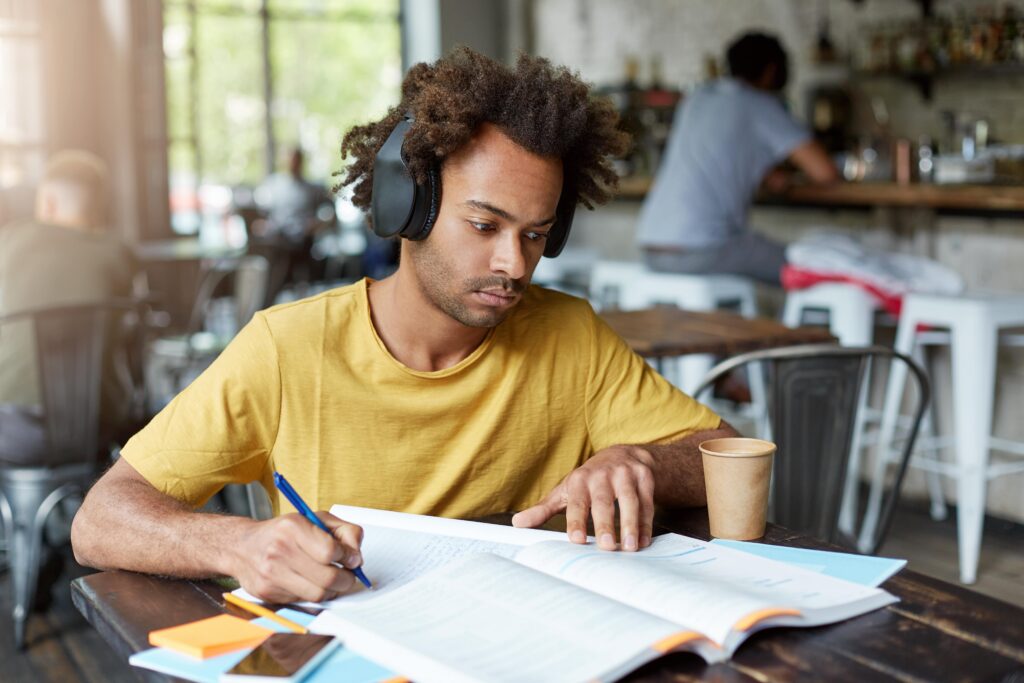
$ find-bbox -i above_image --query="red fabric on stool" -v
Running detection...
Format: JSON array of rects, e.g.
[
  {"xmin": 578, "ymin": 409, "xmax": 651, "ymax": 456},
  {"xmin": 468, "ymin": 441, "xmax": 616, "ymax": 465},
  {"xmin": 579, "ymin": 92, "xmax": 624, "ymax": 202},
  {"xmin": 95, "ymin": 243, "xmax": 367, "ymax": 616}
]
[{"xmin": 781, "ymin": 264, "xmax": 903, "ymax": 316}]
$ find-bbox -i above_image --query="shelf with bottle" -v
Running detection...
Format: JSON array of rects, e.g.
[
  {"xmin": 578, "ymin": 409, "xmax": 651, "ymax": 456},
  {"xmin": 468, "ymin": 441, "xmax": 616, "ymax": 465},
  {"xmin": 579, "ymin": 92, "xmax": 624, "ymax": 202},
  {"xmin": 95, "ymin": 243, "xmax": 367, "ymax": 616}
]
[
  {"xmin": 851, "ymin": 3, "xmax": 1024, "ymax": 98},
  {"xmin": 599, "ymin": 55, "xmax": 684, "ymax": 180}
]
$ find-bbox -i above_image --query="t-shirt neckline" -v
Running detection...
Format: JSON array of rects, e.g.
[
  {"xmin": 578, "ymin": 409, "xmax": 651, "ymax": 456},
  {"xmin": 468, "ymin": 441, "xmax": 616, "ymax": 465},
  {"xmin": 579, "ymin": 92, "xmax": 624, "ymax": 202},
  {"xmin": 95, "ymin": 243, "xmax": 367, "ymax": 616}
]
[{"xmin": 360, "ymin": 277, "xmax": 497, "ymax": 379}]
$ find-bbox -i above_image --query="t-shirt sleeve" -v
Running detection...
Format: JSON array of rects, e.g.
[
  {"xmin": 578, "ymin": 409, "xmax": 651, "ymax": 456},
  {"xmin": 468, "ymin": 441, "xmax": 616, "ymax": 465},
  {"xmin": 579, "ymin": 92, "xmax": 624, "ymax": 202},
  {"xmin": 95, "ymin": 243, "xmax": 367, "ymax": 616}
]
[
  {"xmin": 584, "ymin": 310, "xmax": 722, "ymax": 451},
  {"xmin": 755, "ymin": 94, "xmax": 812, "ymax": 163},
  {"xmin": 120, "ymin": 313, "xmax": 281, "ymax": 507}
]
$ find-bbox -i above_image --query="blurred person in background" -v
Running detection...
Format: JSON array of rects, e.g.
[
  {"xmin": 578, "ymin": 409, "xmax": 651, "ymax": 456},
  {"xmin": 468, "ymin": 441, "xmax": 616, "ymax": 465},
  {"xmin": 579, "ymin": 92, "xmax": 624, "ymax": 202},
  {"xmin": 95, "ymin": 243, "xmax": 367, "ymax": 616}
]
[
  {"xmin": 0, "ymin": 150, "xmax": 137, "ymax": 464},
  {"xmin": 636, "ymin": 32, "xmax": 839, "ymax": 285},
  {"xmin": 252, "ymin": 146, "xmax": 334, "ymax": 302}
]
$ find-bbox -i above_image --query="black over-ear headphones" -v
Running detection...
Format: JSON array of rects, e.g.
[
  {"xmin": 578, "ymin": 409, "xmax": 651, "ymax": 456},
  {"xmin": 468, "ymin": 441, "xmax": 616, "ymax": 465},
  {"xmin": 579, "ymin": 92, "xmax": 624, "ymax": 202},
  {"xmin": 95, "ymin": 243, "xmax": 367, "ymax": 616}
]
[{"xmin": 370, "ymin": 114, "xmax": 575, "ymax": 258}]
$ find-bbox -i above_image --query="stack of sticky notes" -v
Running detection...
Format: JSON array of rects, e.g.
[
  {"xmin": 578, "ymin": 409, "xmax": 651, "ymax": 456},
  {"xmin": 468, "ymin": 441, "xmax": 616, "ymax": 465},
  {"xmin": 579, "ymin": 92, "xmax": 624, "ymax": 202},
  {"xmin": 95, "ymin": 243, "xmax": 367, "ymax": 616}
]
[
  {"xmin": 132, "ymin": 608, "xmax": 400, "ymax": 683},
  {"xmin": 149, "ymin": 614, "xmax": 273, "ymax": 659}
]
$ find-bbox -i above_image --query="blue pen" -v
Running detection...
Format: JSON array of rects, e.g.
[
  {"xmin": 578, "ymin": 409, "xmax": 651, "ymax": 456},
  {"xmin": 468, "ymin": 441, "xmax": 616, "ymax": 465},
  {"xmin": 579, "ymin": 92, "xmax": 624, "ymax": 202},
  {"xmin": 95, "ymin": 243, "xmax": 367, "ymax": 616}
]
[{"xmin": 273, "ymin": 471, "xmax": 373, "ymax": 589}]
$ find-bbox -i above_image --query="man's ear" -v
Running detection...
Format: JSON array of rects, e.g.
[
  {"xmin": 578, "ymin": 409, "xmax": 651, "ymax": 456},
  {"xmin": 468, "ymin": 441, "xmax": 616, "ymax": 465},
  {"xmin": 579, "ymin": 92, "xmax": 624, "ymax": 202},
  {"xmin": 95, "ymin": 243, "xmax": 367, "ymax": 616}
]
[{"xmin": 758, "ymin": 63, "xmax": 778, "ymax": 91}]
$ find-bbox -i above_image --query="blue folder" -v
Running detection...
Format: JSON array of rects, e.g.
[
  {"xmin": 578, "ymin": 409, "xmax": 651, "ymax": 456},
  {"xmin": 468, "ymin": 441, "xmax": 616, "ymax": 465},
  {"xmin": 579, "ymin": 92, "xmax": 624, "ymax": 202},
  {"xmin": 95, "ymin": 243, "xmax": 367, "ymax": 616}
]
[{"xmin": 710, "ymin": 539, "xmax": 906, "ymax": 586}]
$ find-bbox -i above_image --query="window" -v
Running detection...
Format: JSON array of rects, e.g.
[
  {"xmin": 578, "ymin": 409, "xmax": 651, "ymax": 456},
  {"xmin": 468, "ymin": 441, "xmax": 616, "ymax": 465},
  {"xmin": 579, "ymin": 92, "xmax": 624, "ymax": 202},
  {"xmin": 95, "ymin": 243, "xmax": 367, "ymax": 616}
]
[
  {"xmin": 163, "ymin": 0, "xmax": 401, "ymax": 237},
  {"xmin": 0, "ymin": 0, "xmax": 45, "ymax": 193}
]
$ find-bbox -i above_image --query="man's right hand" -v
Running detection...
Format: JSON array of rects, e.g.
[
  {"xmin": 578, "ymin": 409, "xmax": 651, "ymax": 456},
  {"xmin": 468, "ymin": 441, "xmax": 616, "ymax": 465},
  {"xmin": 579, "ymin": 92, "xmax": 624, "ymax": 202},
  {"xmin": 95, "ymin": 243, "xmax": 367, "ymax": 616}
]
[
  {"xmin": 71, "ymin": 459, "xmax": 367, "ymax": 602},
  {"xmin": 230, "ymin": 512, "xmax": 364, "ymax": 604}
]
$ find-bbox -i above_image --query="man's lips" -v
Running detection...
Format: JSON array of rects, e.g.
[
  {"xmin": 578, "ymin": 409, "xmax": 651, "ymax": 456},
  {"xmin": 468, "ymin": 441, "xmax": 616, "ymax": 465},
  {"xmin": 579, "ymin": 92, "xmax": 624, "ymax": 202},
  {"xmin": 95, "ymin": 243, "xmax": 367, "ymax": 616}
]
[{"xmin": 473, "ymin": 289, "xmax": 519, "ymax": 307}]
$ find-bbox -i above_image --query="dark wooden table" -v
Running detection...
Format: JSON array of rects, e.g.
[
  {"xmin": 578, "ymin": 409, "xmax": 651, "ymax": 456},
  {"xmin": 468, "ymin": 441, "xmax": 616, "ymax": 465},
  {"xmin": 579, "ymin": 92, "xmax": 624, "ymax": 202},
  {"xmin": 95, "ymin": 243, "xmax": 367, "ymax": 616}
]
[
  {"xmin": 72, "ymin": 508, "xmax": 1024, "ymax": 682},
  {"xmin": 600, "ymin": 306, "xmax": 836, "ymax": 362}
]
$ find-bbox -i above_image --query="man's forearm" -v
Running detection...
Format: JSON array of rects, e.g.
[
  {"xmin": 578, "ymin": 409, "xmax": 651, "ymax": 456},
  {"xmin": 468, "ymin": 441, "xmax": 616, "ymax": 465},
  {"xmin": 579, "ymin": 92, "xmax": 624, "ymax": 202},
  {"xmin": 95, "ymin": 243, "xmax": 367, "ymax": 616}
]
[
  {"xmin": 71, "ymin": 472, "xmax": 253, "ymax": 579},
  {"xmin": 639, "ymin": 419, "xmax": 739, "ymax": 507}
]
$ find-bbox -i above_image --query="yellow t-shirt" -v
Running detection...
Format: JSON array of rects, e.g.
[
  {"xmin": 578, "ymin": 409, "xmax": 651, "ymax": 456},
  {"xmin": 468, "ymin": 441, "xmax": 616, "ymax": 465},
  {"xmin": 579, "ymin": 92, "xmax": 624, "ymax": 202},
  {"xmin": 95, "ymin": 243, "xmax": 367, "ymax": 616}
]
[{"xmin": 123, "ymin": 279, "xmax": 721, "ymax": 519}]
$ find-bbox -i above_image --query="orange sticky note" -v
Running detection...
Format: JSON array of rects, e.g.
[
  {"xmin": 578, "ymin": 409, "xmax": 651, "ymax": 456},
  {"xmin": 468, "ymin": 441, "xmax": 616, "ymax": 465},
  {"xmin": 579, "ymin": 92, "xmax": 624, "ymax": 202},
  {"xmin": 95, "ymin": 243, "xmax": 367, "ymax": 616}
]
[{"xmin": 149, "ymin": 614, "xmax": 273, "ymax": 659}]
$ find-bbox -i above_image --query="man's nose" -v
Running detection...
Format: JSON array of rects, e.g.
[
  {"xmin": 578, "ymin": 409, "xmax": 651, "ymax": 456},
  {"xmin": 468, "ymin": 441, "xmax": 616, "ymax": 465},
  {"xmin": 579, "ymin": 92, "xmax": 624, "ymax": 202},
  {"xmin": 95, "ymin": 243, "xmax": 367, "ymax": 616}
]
[{"xmin": 490, "ymin": 231, "xmax": 527, "ymax": 280}]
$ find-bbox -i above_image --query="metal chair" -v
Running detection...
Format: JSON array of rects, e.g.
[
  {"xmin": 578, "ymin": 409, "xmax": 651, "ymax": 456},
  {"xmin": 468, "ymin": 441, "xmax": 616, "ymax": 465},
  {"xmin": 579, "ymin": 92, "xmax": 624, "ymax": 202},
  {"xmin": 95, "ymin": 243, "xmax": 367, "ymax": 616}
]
[
  {"xmin": 0, "ymin": 301, "xmax": 136, "ymax": 649},
  {"xmin": 692, "ymin": 344, "xmax": 930, "ymax": 554},
  {"xmin": 149, "ymin": 255, "xmax": 269, "ymax": 405}
]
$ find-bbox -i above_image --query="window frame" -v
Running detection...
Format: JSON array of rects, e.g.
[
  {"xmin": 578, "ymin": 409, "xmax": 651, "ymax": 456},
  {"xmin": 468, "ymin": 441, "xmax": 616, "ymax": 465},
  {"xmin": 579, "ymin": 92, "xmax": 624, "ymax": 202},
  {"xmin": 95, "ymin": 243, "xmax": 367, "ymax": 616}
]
[{"xmin": 162, "ymin": 0, "xmax": 401, "ymax": 220}]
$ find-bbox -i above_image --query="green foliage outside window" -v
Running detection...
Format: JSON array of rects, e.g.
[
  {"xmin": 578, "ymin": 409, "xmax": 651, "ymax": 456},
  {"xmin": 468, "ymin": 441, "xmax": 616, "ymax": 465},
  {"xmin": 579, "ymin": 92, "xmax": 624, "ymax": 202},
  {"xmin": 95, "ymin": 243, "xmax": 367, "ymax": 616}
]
[{"xmin": 164, "ymin": 0, "xmax": 400, "ymax": 199}]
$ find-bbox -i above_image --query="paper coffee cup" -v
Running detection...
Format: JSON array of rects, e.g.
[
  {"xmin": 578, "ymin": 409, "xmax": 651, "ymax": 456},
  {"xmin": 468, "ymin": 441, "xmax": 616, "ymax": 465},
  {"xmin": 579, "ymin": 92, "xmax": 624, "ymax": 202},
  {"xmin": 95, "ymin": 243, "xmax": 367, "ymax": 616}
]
[{"xmin": 699, "ymin": 437, "xmax": 776, "ymax": 541}]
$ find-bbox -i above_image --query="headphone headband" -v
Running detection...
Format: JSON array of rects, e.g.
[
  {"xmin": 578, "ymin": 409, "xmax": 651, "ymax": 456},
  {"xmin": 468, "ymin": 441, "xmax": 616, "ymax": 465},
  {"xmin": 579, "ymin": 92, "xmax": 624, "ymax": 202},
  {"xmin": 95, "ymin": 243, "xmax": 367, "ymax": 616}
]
[{"xmin": 370, "ymin": 115, "xmax": 573, "ymax": 258}]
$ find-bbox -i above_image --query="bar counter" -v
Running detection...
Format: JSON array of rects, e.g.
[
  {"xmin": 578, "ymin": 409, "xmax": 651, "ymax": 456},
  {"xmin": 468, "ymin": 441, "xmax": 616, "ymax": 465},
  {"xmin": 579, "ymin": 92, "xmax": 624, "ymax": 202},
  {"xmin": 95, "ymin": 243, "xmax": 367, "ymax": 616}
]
[{"xmin": 617, "ymin": 176, "xmax": 1024, "ymax": 214}]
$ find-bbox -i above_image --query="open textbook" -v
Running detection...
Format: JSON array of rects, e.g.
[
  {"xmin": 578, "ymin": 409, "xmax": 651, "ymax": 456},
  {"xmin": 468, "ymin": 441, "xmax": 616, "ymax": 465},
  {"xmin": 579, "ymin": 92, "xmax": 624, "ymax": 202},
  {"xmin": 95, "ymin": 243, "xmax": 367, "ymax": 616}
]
[{"xmin": 244, "ymin": 506, "xmax": 898, "ymax": 683}]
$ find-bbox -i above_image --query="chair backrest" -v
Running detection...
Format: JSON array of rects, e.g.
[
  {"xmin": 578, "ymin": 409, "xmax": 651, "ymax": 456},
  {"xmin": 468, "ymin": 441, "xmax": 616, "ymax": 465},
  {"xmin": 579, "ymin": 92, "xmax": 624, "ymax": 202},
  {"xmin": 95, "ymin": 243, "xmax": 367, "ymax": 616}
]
[
  {"xmin": 0, "ymin": 302, "xmax": 136, "ymax": 467},
  {"xmin": 232, "ymin": 255, "xmax": 269, "ymax": 327},
  {"xmin": 185, "ymin": 255, "xmax": 269, "ymax": 336},
  {"xmin": 693, "ymin": 344, "xmax": 930, "ymax": 554}
]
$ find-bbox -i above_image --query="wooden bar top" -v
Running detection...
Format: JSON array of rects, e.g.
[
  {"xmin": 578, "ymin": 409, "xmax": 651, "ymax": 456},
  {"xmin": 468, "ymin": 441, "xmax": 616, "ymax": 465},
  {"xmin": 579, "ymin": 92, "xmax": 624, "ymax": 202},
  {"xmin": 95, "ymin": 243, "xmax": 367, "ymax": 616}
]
[
  {"xmin": 616, "ymin": 175, "xmax": 1024, "ymax": 212},
  {"xmin": 768, "ymin": 181, "xmax": 1024, "ymax": 212}
]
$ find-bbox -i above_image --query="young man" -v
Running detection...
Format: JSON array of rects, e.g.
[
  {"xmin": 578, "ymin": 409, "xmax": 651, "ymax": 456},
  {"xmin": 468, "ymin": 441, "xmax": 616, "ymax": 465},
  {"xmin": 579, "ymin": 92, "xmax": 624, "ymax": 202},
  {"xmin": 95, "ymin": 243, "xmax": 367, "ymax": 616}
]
[
  {"xmin": 637, "ymin": 32, "xmax": 839, "ymax": 285},
  {"xmin": 71, "ymin": 48, "xmax": 735, "ymax": 604}
]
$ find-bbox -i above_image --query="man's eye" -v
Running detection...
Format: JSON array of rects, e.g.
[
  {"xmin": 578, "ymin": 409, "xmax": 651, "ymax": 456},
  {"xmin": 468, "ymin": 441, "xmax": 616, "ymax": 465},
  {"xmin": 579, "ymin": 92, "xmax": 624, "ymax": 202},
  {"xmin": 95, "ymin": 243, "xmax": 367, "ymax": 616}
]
[
  {"xmin": 525, "ymin": 231, "xmax": 549, "ymax": 242},
  {"xmin": 469, "ymin": 221, "xmax": 494, "ymax": 232}
]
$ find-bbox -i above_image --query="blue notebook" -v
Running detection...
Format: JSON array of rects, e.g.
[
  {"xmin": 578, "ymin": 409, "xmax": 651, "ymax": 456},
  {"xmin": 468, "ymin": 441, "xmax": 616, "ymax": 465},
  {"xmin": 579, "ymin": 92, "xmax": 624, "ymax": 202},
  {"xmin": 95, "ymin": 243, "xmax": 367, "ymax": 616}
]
[
  {"xmin": 710, "ymin": 539, "xmax": 906, "ymax": 587},
  {"xmin": 129, "ymin": 608, "xmax": 395, "ymax": 683}
]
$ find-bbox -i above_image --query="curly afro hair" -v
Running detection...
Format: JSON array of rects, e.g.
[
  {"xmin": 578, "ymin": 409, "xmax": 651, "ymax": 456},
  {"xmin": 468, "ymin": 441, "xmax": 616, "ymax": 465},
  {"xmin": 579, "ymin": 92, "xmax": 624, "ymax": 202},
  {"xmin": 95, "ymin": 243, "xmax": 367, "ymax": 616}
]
[{"xmin": 337, "ymin": 47, "xmax": 629, "ymax": 222}]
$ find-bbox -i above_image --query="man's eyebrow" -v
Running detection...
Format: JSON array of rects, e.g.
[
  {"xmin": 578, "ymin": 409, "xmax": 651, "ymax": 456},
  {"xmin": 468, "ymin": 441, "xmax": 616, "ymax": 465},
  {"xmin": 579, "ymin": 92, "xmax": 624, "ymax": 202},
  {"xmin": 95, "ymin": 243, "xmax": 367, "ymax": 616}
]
[{"xmin": 463, "ymin": 199, "xmax": 556, "ymax": 228}]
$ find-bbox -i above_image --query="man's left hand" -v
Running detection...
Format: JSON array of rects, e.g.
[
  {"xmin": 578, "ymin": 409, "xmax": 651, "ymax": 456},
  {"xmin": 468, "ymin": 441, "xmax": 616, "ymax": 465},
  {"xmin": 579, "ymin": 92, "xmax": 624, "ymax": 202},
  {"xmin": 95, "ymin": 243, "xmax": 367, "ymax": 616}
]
[{"xmin": 511, "ymin": 445, "xmax": 655, "ymax": 552}]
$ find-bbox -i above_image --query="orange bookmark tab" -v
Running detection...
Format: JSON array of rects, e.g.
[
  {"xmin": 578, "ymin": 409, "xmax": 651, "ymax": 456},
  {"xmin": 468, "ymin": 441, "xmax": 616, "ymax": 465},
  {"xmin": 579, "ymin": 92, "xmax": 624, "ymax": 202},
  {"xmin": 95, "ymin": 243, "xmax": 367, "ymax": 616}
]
[
  {"xmin": 652, "ymin": 630, "xmax": 703, "ymax": 653},
  {"xmin": 734, "ymin": 607, "xmax": 802, "ymax": 632},
  {"xmin": 149, "ymin": 614, "xmax": 273, "ymax": 659}
]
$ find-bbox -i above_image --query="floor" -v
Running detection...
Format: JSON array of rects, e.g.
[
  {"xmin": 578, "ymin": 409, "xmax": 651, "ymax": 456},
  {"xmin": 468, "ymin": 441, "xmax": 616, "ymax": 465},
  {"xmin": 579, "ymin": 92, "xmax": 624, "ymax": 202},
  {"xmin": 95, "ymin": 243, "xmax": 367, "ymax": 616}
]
[
  {"xmin": 879, "ymin": 501, "xmax": 1024, "ymax": 607},
  {"xmin": 0, "ymin": 502, "xmax": 1021, "ymax": 681}
]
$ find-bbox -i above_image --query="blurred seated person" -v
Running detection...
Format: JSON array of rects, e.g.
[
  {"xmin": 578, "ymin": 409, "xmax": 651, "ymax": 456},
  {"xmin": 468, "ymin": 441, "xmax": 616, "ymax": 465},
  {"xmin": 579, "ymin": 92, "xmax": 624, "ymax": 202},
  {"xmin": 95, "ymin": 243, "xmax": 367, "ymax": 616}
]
[
  {"xmin": 0, "ymin": 150, "xmax": 137, "ymax": 465},
  {"xmin": 252, "ymin": 146, "xmax": 334, "ymax": 301},
  {"xmin": 636, "ymin": 32, "xmax": 839, "ymax": 286}
]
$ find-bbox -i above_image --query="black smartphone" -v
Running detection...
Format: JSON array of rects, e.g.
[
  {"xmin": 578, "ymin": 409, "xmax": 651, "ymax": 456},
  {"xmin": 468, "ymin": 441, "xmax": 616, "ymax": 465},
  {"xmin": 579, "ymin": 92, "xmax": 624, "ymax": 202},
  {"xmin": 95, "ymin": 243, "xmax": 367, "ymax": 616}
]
[{"xmin": 220, "ymin": 633, "xmax": 339, "ymax": 682}]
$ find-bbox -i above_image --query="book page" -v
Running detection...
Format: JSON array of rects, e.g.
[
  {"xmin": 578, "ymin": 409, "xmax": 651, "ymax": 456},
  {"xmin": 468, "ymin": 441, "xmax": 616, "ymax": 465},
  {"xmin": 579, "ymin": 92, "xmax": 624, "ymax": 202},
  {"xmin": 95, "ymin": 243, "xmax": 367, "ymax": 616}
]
[
  {"xmin": 236, "ymin": 524, "xmax": 523, "ymax": 608},
  {"xmin": 310, "ymin": 553, "xmax": 712, "ymax": 683},
  {"xmin": 236, "ymin": 506, "xmax": 574, "ymax": 609},
  {"xmin": 329, "ymin": 504, "xmax": 571, "ymax": 546},
  {"xmin": 515, "ymin": 534, "xmax": 895, "ymax": 648}
]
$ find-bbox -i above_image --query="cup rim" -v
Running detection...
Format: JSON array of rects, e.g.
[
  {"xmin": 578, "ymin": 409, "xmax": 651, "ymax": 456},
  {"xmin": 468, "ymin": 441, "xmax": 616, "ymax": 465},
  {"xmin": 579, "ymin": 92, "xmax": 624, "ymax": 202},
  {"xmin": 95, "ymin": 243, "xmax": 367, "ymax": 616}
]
[{"xmin": 699, "ymin": 437, "xmax": 776, "ymax": 458}]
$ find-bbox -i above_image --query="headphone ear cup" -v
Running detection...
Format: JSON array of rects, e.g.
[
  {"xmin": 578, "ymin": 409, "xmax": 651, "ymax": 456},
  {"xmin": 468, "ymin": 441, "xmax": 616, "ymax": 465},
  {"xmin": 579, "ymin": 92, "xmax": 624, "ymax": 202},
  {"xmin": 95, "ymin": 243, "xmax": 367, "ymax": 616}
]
[
  {"xmin": 404, "ymin": 164, "xmax": 441, "ymax": 241},
  {"xmin": 371, "ymin": 118, "xmax": 417, "ymax": 239},
  {"xmin": 543, "ymin": 191, "xmax": 575, "ymax": 258}
]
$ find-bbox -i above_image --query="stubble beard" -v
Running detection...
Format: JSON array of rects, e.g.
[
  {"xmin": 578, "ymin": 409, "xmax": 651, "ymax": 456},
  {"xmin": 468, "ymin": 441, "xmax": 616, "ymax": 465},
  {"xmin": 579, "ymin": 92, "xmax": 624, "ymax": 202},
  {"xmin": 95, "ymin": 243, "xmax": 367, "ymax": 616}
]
[{"xmin": 408, "ymin": 239, "xmax": 524, "ymax": 328}]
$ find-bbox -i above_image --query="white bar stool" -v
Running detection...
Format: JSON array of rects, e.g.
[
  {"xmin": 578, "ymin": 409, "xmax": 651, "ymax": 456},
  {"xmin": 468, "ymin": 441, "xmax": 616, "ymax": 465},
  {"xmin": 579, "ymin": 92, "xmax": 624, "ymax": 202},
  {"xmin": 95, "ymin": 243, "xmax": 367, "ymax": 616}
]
[
  {"xmin": 781, "ymin": 282, "xmax": 946, "ymax": 540},
  {"xmin": 589, "ymin": 261, "xmax": 648, "ymax": 310},
  {"xmin": 862, "ymin": 291, "xmax": 1024, "ymax": 583},
  {"xmin": 588, "ymin": 262, "xmax": 766, "ymax": 434},
  {"xmin": 782, "ymin": 283, "xmax": 879, "ymax": 347},
  {"xmin": 629, "ymin": 271, "xmax": 759, "ymax": 394},
  {"xmin": 590, "ymin": 261, "xmax": 758, "ymax": 317}
]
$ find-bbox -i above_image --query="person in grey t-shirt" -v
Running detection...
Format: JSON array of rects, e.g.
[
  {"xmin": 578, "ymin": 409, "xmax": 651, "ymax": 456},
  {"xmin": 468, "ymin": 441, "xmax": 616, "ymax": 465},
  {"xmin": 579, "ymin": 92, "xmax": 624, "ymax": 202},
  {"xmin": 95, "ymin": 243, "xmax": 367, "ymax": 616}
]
[{"xmin": 636, "ymin": 33, "xmax": 838, "ymax": 285}]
